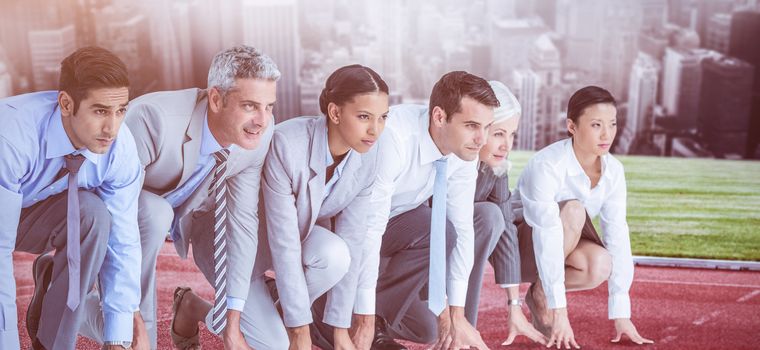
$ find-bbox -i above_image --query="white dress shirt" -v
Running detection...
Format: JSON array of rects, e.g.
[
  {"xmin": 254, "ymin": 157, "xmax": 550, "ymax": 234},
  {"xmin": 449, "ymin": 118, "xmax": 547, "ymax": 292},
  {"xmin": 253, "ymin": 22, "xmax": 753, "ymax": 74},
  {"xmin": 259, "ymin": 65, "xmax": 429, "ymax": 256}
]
[
  {"xmin": 355, "ymin": 104, "xmax": 478, "ymax": 314},
  {"xmin": 512, "ymin": 138, "xmax": 634, "ymax": 319}
]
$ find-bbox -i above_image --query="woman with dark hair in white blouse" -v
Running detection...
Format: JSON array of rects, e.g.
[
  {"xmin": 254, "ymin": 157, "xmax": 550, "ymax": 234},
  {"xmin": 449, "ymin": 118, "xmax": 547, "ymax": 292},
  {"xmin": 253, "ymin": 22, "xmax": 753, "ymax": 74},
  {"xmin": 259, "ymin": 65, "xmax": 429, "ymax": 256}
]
[{"xmin": 512, "ymin": 86, "xmax": 653, "ymax": 348}]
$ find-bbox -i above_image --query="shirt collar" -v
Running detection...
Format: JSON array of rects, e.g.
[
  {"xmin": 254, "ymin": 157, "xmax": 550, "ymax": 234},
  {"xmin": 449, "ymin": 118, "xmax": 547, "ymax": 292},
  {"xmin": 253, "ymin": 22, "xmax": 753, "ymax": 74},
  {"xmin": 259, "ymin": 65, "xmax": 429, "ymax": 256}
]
[
  {"xmin": 418, "ymin": 111, "xmax": 444, "ymax": 165},
  {"xmin": 45, "ymin": 106, "xmax": 101, "ymax": 165},
  {"xmin": 324, "ymin": 133, "xmax": 351, "ymax": 177},
  {"xmin": 565, "ymin": 138, "xmax": 610, "ymax": 179},
  {"xmin": 201, "ymin": 110, "xmax": 227, "ymax": 156}
]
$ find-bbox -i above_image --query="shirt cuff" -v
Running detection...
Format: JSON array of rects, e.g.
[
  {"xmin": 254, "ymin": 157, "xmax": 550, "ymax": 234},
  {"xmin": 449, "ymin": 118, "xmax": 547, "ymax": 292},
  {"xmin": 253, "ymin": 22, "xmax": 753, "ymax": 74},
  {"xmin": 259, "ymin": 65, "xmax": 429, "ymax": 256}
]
[
  {"xmin": 353, "ymin": 288, "xmax": 376, "ymax": 315},
  {"xmin": 103, "ymin": 311, "xmax": 134, "ymax": 342},
  {"xmin": 227, "ymin": 297, "xmax": 246, "ymax": 311},
  {"xmin": 608, "ymin": 293, "xmax": 631, "ymax": 319},
  {"xmin": 544, "ymin": 282, "xmax": 567, "ymax": 309},
  {"xmin": 499, "ymin": 283, "xmax": 520, "ymax": 289},
  {"xmin": 447, "ymin": 280, "xmax": 468, "ymax": 307}
]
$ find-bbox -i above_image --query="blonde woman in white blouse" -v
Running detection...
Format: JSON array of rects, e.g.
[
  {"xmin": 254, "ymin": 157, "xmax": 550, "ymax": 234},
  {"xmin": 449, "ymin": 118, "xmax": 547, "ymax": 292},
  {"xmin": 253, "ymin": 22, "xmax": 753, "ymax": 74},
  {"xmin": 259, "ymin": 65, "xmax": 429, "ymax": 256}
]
[{"xmin": 512, "ymin": 86, "xmax": 653, "ymax": 348}]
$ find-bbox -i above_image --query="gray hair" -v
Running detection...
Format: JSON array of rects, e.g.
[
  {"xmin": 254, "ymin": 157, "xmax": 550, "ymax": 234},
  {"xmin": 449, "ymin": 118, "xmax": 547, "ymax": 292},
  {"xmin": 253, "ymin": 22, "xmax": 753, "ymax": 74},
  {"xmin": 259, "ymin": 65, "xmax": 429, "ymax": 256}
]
[{"xmin": 207, "ymin": 45, "xmax": 281, "ymax": 98}]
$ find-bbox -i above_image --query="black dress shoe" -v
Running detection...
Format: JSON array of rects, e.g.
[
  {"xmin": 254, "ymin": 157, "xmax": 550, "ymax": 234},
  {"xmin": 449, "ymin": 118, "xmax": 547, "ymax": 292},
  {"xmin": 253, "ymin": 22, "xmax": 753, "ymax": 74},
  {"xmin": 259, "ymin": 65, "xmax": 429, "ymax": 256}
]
[
  {"xmin": 27, "ymin": 253, "xmax": 53, "ymax": 349},
  {"xmin": 371, "ymin": 316, "xmax": 407, "ymax": 350}
]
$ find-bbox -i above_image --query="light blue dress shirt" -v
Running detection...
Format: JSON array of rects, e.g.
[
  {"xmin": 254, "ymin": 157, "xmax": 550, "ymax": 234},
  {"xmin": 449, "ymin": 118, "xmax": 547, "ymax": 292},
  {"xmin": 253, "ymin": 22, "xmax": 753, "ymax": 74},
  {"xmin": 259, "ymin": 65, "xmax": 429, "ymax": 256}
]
[
  {"xmin": 0, "ymin": 91, "xmax": 143, "ymax": 345},
  {"xmin": 163, "ymin": 114, "xmax": 222, "ymax": 209},
  {"xmin": 160, "ymin": 114, "xmax": 246, "ymax": 311}
]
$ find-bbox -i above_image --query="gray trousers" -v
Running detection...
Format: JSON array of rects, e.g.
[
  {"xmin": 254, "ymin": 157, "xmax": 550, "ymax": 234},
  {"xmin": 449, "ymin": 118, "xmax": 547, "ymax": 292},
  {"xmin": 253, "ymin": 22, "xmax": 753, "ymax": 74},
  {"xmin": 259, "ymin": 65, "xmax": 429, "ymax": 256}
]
[
  {"xmin": 374, "ymin": 202, "xmax": 501, "ymax": 344},
  {"xmin": 15, "ymin": 191, "xmax": 111, "ymax": 350},
  {"xmin": 79, "ymin": 190, "xmax": 173, "ymax": 349},
  {"xmin": 192, "ymin": 209, "xmax": 349, "ymax": 349}
]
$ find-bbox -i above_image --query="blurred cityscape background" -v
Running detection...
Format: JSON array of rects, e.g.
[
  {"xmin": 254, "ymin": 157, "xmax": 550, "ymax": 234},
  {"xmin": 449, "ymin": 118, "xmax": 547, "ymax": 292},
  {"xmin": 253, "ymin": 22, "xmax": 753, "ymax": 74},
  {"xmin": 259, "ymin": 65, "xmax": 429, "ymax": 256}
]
[{"xmin": 1, "ymin": 0, "xmax": 760, "ymax": 159}]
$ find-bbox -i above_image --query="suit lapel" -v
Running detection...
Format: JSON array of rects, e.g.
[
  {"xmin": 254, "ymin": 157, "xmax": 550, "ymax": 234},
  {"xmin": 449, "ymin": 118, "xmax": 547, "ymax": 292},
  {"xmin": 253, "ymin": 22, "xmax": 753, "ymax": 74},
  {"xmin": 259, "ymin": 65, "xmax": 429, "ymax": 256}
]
[
  {"xmin": 178, "ymin": 91, "xmax": 208, "ymax": 187},
  {"xmin": 307, "ymin": 118, "xmax": 327, "ymax": 229},
  {"xmin": 321, "ymin": 149, "xmax": 362, "ymax": 214}
]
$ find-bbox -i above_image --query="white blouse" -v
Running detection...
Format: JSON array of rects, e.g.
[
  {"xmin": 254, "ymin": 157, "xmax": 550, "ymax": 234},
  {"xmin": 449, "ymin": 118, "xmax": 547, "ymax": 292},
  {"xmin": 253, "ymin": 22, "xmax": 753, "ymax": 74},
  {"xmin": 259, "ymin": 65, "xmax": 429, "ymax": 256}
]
[{"xmin": 512, "ymin": 138, "xmax": 633, "ymax": 319}]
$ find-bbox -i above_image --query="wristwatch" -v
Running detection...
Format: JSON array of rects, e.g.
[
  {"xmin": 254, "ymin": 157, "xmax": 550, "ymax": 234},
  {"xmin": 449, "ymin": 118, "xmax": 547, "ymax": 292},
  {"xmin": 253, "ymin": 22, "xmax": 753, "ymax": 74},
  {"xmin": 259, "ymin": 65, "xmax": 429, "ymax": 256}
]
[
  {"xmin": 103, "ymin": 341, "xmax": 132, "ymax": 349},
  {"xmin": 507, "ymin": 298, "xmax": 523, "ymax": 306}
]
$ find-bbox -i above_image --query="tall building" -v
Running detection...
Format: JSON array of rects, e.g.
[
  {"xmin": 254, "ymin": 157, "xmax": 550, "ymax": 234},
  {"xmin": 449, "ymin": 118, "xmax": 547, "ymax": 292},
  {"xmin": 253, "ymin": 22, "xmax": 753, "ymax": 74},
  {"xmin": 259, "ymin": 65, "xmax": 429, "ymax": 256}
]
[
  {"xmin": 93, "ymin": 6, "xmax": 157, "ymax": 95},
  {"xmin": 141, "ymin": 0, "xmax": 195, "ymax": 90},
  {"xmin": 530, "ymin": 34, "xmax": 564, "ymax": 148},
  {"xmin": 242, "ymin": 0, "xmax": 301, "ymax": 122},
  {"xmin": 728, "ymin": 10, "xmax": 760, "ymax": 158},
  {"xmin": 697, "ymin": 56, "xmax": 754, "ymax": 156},
  {"xmin": 0, "ymin": 0, "xmax": 76, "ymax": 92},
  {"xmin": 511, "ymin": 69, "xmax": 540, "ymax": 150},
  {"xmin": 28, "ymin": 24, "xmax": 76, "ymax": 91},
  {"xmin": 559, "ymin": 0, "xmax": 641, "ymax": 100},
  {"xmin": 705, "ymin": 12, "xmax": 732, "ymax": 53},
  {"xmin": 662, "ymin": 48, "xmax": 720, "ymax": 129},
  {"xmin": 490, "ymin": 17, "xmax": 547, "ymax": 82},
  {"xmin": 618, "ymin": 53, "xmax": 659, "ymax": 154}
]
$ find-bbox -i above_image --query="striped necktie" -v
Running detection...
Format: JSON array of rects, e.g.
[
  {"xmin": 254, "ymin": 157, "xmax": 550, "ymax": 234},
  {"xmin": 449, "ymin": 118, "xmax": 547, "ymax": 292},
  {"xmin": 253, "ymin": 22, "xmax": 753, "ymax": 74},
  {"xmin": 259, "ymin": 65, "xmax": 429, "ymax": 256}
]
[
  {"xmin": 64, "ymin": 154, "xmax": 86, "ymax": 310},
  {"xmin": 428, "ymin": 158, "xmax": 448, "ymax": 315},
  {"xmin": 209, "ymin": 149, "xmax": 230, "ymax": 333}
]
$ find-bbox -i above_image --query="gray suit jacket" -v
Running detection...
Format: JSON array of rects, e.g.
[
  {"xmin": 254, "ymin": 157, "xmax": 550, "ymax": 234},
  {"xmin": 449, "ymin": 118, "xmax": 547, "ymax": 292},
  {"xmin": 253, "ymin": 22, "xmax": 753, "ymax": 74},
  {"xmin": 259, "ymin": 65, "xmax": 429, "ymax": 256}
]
[
  {"xmin": 474, "ymin": 162, "xmax": 521, "ymax": 285},
  {"xmin": 125, "ymin": 88, "xmax": 273, "ymax": 302},
  {"xmin": 262, "ymin": 116, "xmax": 378, "ymax": 328}
]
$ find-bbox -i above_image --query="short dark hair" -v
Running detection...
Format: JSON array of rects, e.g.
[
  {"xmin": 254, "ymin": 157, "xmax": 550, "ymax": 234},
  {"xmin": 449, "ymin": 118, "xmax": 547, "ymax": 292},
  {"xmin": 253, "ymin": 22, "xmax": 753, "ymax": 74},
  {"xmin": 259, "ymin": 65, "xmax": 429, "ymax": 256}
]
[
  {"xmin": 566, "ymin": 85, "xmax": 617, "ymax": 124},
  {"xmin": 58, "ymin": 46, "xmax": 130, "ymax": 114},
  {"xmin": 429, "ymin": 71, "xmax": 499, "ymax": 121},
  {"xmin": 319, "ymin": 64, "xmax": 389, "ymax": 115}
]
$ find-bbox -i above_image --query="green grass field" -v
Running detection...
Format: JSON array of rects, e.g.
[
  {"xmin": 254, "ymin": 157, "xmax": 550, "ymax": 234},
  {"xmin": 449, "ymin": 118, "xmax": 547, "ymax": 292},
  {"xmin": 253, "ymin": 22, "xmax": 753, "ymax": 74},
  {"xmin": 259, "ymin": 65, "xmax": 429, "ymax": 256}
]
[{"xmin": 508, "ymin": 151, "xmax": 760, "ymax": 261}]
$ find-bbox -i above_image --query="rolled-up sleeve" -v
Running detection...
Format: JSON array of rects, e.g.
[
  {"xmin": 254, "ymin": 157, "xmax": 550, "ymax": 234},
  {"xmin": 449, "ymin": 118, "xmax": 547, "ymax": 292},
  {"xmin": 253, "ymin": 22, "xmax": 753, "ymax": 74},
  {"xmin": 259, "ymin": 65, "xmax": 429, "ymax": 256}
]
[
  {"xmin": 97, "ymin": 129, "xmax": 143, "ymax": 342},
  {"xmin": 518, "ymin": 160, "xmax": 567, "ymax": 310},
  {"xmin": 600, "ymin": 168, "xmax": 633, "ymax": 319}
]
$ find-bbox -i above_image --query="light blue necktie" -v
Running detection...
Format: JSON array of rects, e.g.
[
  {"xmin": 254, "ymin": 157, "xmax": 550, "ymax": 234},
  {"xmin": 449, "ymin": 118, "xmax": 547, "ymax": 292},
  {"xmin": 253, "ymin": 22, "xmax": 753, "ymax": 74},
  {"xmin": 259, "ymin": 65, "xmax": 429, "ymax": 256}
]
[{"xmin": 429, "ymin": 158, "xmax": 448, "ymax": 315}]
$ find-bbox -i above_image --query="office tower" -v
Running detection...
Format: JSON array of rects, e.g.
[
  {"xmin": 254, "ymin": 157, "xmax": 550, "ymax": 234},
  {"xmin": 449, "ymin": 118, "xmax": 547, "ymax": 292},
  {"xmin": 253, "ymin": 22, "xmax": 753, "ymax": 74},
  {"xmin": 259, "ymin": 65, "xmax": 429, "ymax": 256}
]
[
  {"xmin": 93, "ymin": 6, "xmax": 157, "ymax": 95},
  {"xmin": 698, "ymin": 56, "xmax": 754, "ymax": 156},
  {"xmin": 559, "ymin": 0, "xmax": 641, "ymax": 100},
  {"xmin": 28, "ymin": 24, "xmax": 76, "ymax": 91},
  {"xmin": 705, "ymin": 13, "xmax": 732, "ymax": 53},
  {"xmin": 662, "ymin": 48, "xmax": 720, "ymax": 129},
  {"xmin": 0, "ymin": 0, "xmax": 76, "ymax": 92},
  {"xmin": 728, "ymin": 10, "xmax": 760, "ymax": 158},
  {"xmin": 490, "ymin": 17, "xmax": 547, "ymax": 81},
  {"xmin": 511, "ymin": 69, "xmax": 540, "ymax": 150},
  {"xmin": 242, "ymin": 0, "xmax": 301, "ymax": 122},
  {"xmin": 531, "ymin": 34, "xmax": 563, "ymax": 148},
  {"xmin": 618, "ymin": 53, "xmax": 659, "ymax": 154}
]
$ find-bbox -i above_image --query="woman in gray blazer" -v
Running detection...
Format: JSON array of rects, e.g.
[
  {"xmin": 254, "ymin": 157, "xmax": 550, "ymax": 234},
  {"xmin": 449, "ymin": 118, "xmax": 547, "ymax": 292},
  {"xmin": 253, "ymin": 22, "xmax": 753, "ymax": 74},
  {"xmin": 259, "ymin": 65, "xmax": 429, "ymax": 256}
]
[
  {"xmin": 262, "ymin": 65, "xmax": 389, "ymax": 350},
  {"xmin": 467, "ymin": 81, "xmax": 547, "ymax": 346}
]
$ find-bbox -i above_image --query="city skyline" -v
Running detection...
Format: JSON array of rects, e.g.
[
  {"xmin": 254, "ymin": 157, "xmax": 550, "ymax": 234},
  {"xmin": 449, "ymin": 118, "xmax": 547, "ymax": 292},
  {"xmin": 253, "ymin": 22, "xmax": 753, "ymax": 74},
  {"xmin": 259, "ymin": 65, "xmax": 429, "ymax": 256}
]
[{"xmin": 1, "ymin": 0, "xmax": 759, "ymax": 159}]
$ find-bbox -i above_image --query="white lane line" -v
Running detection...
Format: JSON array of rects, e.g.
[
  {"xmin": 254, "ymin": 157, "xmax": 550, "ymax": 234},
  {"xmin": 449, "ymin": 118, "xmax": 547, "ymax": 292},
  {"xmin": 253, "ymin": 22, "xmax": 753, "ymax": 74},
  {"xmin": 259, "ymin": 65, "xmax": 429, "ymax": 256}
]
[
  {"xmin": 636, "ymin": 279, "xmax": 760, "ymax": 289},
  {"xmin": 693, "ymin": 311, "xmax": 722, "ymax": 326},
  {"xmin": 660, "ymin": 335, "xmax": 678, "ymax": 344},
  {"xmin": 737, "ymin": 290, "xmax": 760, "ymax": 303}
]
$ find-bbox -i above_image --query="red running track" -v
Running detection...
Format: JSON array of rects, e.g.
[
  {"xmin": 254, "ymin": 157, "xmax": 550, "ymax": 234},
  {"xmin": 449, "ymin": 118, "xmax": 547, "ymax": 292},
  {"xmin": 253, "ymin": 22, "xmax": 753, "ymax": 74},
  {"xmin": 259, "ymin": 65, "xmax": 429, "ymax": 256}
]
[{"xmin": 12, "ymin": 242, "xmax": 760, "ymax": 349}]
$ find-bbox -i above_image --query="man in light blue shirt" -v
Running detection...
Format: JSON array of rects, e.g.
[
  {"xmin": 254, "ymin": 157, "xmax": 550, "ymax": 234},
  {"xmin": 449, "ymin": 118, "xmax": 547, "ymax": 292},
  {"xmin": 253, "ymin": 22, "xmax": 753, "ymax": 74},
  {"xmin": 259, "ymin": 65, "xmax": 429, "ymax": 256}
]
[{"xmin": 0, "ymin": 47, "xmax": 144, "ymax": 350}]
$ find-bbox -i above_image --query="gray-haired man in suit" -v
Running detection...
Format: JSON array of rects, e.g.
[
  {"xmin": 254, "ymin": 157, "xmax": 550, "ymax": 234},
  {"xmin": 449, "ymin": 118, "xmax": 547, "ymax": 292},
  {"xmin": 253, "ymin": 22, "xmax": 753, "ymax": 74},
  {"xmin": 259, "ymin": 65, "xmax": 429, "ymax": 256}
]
[{"xmin": 78, "ymin": 45, "xmax": 280, "ymax": 349}]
